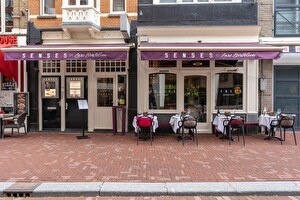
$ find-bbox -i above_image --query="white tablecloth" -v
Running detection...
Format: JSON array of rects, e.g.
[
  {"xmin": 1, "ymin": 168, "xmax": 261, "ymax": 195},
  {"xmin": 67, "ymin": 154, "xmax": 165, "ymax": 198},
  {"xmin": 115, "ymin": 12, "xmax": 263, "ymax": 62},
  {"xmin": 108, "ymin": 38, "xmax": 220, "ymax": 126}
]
[
  {"xmin": 169, "ymin": 115, "xmax": 181, "ymax": 133},
  {"xmin": 213, "ymin": 115, "xmax": 231, "ymax": 133},
  {"xmin": 258, "ymin": 114, "xmax": 277, "ymax": 131},
  {"xmin": 132, "ymin": 115, "xmax": 159, "ymax": 133}
]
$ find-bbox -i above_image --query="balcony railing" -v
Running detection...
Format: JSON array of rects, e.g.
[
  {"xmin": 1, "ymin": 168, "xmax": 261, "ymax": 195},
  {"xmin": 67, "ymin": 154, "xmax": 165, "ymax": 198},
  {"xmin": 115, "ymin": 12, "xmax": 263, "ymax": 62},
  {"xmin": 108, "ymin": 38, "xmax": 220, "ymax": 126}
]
[
  {"xmin": 275, "ymin": 10, "xmax": 300, "ymax": 37},
  {"xmin": 62, "ymin": 6, "xmax": 100, "ymax": 29}
]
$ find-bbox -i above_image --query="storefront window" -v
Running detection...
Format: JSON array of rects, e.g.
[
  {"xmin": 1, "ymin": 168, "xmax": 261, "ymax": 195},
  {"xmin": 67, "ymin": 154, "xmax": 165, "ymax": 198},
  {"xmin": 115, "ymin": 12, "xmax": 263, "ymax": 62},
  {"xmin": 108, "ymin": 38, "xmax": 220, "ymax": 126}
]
[
  {"xmin": 215, "ymin": 73, "xmax": 243, "ymax": 110},
  {"xmin": 149, "ymin": 60, "xmax": 177, "ymax": 68},
  {"xmin": 97, "ymin": 78, "xmax": 113, "ymax": 107},
  {"xmin": 215, "ymin": 60, "xmax": 243, "ymax": 68},
  {"xmin": 182, "ymin": 60, "xmax": 209, "ymax": 68},
  {"xmin": 149, "ymin": 73, "xmax": 176, "ymax": 110}
]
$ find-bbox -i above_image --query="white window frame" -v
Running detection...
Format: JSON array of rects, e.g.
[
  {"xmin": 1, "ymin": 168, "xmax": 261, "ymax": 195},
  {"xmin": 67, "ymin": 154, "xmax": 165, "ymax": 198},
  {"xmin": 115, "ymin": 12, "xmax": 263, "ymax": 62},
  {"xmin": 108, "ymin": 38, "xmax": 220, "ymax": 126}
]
[
  {"xmin": 110, "ymin": 0, "xmax": 126, "ymax": 14},
  {"xmin": 41, "ymin": 0, "xmax": 56, "ymax": 15},
  {"xmin": 153, "ymin": 0, "xmax": 241, "ymax": 4}
]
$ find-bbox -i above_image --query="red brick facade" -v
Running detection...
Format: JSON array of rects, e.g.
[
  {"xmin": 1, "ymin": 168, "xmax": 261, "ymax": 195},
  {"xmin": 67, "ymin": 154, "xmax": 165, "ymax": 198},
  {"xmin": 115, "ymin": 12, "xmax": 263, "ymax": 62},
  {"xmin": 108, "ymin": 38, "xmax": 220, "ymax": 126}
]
[{"xmin": 29, "ymin": 0, "xmax": 137, "ymax": 29}]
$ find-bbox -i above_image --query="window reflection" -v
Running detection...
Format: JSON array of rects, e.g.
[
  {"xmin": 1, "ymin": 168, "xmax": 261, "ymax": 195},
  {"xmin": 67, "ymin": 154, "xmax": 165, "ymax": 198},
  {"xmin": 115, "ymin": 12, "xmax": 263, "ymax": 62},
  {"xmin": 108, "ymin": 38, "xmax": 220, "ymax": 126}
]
[
  {"xmin": 182, "ymin": 60, "xmax": 209, "ymax": 68},
  {"xmin": 149, "ymin": 73, "xmax": 176, "ymax": 110},
  {"xmin": 149, "ymin": 60, "xmax": 176, "ymax": 68},
  {"xmin": 215, "ymin": 73, "xmax": 243, "ymax": 110},
  {"xmin": 215, "ymin": 60, "xmax": 243, "ymax": 68}
]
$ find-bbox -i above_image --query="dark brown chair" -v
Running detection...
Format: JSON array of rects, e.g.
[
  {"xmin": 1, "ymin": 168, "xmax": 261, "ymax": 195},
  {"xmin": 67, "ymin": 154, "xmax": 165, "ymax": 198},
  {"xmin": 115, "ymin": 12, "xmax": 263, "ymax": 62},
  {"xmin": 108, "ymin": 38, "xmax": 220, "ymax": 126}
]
[
  {"xmin": 279, "ymin": 114, "xmax": 297, "ymax": 145},
  {"xmin": 180, "ymin": 115, "xmax": 198, "ymax": 146},
  {"xmin": 2, "ymin": 112, "xmax": 28, "ymax": 136},
  {"xmin": 223, "ymin": 116, "xmax": 245, "ymax": 145}
]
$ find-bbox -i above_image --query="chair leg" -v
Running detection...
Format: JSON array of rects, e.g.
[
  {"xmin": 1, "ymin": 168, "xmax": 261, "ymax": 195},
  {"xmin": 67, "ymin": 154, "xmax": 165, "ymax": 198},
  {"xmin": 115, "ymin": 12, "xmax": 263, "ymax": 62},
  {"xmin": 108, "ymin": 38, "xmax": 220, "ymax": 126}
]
[
  {"xmin": 150, "ymin": 128, "xmax": 153, "ymax": 146},
  {"xmin": 242, "ymin": 126, "xmax": 245, "ymax": 146},
  {"xmin": 195, "ymin": 128, "xmax": 198, "ymax": 146},
  {"xmin": 284, "ymin": 129, "xmax": 286, "ymax": 141},
  {"xmin": 292, "ymin": 127, "xmax": 297, "ymax": 145},
  {"xmin": 280, "ymin": 128, "xmax": 283, "ymax": 145},
  {"xmin": 182, "ymin": 127, "xmax": 185, "ymax": 146},
  {"xmin": 229, "ymin": 128, "xmax": 232, "ymax": 145},
  {"xmin": 136, "ymin": 129, "xmax": 139, "ymax": 145}
]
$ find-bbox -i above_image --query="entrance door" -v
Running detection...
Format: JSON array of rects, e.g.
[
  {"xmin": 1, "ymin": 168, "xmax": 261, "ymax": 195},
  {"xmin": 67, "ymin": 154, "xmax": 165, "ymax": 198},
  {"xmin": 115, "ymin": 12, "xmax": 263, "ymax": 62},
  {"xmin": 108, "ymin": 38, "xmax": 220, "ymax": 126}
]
[
  {"xmin": 184, "ymin": 75, "xmax": 207, "ymax": 124},
  {"xmin": 42, "ymin": 77, "xmax": 61, "ymax": 129},
  {"xmin": 274, "ymin": 66, "xmax": 300, "ymax": 129},
  {"xmin": 94, "ymin": 75, "xmax": 127, "ymax": 130},
  {"xmin": 65, "ymin": 76, "xmax": 88, "ymax": 130}
]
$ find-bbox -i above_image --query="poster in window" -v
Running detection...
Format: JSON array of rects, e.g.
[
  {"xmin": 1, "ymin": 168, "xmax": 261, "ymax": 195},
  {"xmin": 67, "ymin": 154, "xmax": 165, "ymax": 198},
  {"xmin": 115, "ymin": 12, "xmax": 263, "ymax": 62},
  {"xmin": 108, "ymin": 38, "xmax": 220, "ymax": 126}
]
[
  {"xmin": 13, "ymin": 92, "xmax": 29, "ymax": 115},
  {"xmin": 42, "ymin": 77, "xmax": 59, "ymax": 98},
  {"xmin": 66, "ymin": 77, "xmax": 84, "ymax": 99}
]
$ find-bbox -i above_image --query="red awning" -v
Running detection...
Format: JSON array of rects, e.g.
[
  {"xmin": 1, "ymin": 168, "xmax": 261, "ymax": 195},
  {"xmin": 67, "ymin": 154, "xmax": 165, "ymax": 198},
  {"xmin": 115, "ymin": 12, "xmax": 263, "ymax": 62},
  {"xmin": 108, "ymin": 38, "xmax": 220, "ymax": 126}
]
[{"xmin": 0, "ymin": 44, "xmax": 18, "ymax": 84}]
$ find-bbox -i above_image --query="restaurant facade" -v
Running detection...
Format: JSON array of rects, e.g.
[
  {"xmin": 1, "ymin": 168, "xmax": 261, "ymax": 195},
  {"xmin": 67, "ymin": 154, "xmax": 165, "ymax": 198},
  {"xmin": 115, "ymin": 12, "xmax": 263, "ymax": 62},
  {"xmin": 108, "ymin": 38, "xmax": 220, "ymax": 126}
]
[
  {"xmin": 2, "ymin": 0, "xmax": 137, "ymax": 132},
  {"xmin": 136, "ymin": 0, "xmax": 283, "ymax": 133}
]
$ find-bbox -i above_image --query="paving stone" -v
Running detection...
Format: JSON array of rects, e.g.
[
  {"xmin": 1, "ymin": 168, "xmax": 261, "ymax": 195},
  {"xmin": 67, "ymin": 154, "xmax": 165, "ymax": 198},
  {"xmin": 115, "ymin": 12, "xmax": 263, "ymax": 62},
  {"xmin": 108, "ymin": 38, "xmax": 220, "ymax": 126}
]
[
  {"xmin": 166, "ymin": 182, "xmax": 235, "ymax": 195},
  {"xmin": 100, "ymin": 182, "xmax": 167, "ymax": 196},
  {"xmin": 33, "ymin": 182, "xmax": 103, "ymax": 197}
]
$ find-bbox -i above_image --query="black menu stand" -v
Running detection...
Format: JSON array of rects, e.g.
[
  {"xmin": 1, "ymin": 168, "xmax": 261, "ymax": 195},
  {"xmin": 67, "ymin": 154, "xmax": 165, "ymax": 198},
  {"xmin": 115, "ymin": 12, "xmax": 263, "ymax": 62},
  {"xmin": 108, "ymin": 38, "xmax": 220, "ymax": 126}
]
[{"xmin": 77, "ymin": 99, "xmax": 89, "ymax": 139}]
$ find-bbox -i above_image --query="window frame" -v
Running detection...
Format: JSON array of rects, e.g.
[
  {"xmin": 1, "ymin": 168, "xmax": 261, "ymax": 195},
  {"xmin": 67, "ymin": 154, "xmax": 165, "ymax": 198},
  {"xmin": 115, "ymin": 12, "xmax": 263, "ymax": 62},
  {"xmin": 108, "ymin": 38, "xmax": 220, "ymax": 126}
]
[
  {"xmin": 153, "ymin": 0, "xmax": 241, "ymax": 4},
  {"xmin": 41, "ymin": 0, "xmax": 56, "ymax": 16},
  {"xmin": 274, "ymin": 0, "xmax": 300, "ymax": 37},
  {"xmin": 110, "ymin": 0, "xmax": 126, "ymax": 14}
]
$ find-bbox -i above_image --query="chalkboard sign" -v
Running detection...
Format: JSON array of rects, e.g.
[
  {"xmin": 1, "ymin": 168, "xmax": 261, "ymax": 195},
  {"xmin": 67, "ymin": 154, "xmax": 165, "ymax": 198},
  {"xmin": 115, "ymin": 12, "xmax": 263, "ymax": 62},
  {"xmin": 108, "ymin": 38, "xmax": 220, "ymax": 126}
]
[{"xmin": 14, "ymin": 92, "xmax": 29, "ymax": 115}]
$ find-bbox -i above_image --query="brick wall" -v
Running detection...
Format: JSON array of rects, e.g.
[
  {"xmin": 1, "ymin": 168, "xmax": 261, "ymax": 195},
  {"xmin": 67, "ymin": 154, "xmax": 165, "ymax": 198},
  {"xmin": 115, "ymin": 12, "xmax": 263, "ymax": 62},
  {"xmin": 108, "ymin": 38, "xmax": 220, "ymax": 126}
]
[
  {"xmin": 258, "ymin": 0, "xmax": 273, "ymax": 37},
  {"xmin": 30, "ymin": 0, "xmax": 137, "ymax": 29},
  {"xmin": 260, "ymin": 60, "xmax": 273, "ymax": 111}
]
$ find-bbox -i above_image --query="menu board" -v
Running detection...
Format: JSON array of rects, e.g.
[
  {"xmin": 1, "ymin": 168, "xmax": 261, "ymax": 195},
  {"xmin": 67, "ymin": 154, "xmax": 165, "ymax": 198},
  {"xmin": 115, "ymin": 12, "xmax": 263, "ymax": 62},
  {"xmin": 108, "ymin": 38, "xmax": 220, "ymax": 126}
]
[
  {"xmin": 0, "ymin": 91, "xmax": 14, "ymax": 107},
  {"xmin": 42, "ymin": 77, "xmax": 59, "ymax": 99},
  {"xmin": 13, "ymin": 92, "xmax": 29, "ymax": 115},
  {"xmin": 66, "ymin": 77, "xmax": 84, "ymax": 99}
]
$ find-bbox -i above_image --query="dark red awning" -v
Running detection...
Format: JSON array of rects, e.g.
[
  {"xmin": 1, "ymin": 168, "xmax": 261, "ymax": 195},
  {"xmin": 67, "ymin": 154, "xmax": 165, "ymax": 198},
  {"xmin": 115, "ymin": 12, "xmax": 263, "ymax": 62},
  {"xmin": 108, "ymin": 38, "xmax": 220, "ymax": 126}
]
[
  {"xmin": 0, "ymin": 44, "xmax": 18, "ymax": 84},
  {"xmin": 139, "ymin": 43, "xmax": 283, "ymax": 60}
]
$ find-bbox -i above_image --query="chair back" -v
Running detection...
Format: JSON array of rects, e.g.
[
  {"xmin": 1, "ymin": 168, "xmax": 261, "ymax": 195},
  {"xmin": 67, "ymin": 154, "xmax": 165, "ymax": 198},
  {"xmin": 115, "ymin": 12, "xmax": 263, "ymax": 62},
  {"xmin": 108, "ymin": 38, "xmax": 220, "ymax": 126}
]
[
  {"xmin": 182, "ymin": 116, "xmax": 197, "ymax": 128},
  {"xmin": 137, "ymin": 116, "xmax": 152, "ymax": 128},
  {"xmin": 230, "ymin": 116, "xmax": 244, "ymax": 128},
  {"xmin": 17, "ymin": 112, "xmax": 28, "ymax": 125},
  {"xmin": 280, "ymin": 115, "xmax": 295, "ymax": 128}
]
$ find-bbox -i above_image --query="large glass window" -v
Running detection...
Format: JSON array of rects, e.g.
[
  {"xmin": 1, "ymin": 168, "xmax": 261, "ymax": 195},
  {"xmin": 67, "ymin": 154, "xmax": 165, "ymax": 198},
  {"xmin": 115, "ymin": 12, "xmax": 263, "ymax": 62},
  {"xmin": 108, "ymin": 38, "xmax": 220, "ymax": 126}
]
[
  {"xmin": 149, "ymin": 73, "xmax": 176, "ymax": 110},
  {"xmin": 43, "ymin": 0, "xmax": 55, "ymax": 15},
  {"xmin": 275, "ymin": 0, "xmax": 300, "ymax": 36},
  {"xmin": 4, "ymin": 0, "xmax": 13, "ymax": 32},
  {"xmin": 112, "ymin": 0, "xmax": 125, "ymax": 12},
  {"xmin": 215, "ymin": 73, "xmax": 243, "ymax": 110},
  {"xmin": 97, "ymin": 78, "xmax": 113, "ymax": 107},
  {"xmin": 215, "ymin": 60, "xmax": 243, "ymax": 68}
]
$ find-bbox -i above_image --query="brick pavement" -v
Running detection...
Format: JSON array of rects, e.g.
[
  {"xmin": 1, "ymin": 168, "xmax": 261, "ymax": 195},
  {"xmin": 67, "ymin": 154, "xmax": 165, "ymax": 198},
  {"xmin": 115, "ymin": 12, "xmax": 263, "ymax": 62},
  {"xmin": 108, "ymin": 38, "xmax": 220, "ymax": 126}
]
[{"xmin": 0, "ymin": 132, "xmax": 299, "ymax": 183}]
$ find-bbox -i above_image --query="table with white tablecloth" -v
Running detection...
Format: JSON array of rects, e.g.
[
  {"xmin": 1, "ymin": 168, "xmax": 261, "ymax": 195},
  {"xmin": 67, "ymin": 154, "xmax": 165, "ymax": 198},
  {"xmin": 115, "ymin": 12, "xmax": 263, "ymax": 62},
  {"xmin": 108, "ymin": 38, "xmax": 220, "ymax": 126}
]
[
  {"xmin": 258, "ymin": 114, "xmax": 277, "ymax": 131},
  {"xmin": 213, "ymin": 115, "xmax": 231, "ymax": 134},
  {"xmin": 169, "ymin": 114, "xmax": 181, "ymax": 133}
]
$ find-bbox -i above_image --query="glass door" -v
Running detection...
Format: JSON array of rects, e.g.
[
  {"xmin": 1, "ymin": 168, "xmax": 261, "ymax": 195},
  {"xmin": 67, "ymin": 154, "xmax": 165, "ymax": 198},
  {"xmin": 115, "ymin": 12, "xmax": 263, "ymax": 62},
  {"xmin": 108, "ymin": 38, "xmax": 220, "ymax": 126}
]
[{"xmin": 184, "ymin": 75, "xmax": 207, "ymax": 123}]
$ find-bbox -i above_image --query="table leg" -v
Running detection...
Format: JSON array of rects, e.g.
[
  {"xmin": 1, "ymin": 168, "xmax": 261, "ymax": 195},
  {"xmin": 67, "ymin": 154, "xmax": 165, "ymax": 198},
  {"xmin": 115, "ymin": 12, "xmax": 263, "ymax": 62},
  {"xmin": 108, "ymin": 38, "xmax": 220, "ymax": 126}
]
[{"xmin": 0, "ymin": 119, "xmax": 3, "ymax": 139}]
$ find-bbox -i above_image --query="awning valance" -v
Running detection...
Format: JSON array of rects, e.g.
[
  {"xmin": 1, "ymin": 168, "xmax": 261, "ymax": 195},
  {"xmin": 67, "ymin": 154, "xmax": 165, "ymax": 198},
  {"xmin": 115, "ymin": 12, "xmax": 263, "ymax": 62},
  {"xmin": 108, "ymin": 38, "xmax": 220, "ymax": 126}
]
[
  {"xmin": 139, "ymin": 43, "xmax": 283, "ymax": 60},
  {"xmin": 1, "ymin": 43, "xmax": 134, "ymax": 61}
]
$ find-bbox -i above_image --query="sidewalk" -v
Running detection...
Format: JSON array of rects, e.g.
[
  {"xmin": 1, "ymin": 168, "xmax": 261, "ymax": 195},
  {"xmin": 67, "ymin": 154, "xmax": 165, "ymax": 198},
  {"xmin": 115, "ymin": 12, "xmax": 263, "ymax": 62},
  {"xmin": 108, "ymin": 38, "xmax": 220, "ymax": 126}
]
[{"xmin": 0, "ymin": 132, "xmax": 299, "ymax": 197}]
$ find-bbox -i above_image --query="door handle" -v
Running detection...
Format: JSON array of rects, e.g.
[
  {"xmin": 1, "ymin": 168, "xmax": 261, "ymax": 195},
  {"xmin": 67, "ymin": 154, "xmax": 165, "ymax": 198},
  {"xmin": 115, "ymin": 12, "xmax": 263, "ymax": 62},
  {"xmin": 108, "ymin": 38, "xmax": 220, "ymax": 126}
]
[{"xmin": 66, "ymin": 102, "xmax": 68, "ymax": 110}]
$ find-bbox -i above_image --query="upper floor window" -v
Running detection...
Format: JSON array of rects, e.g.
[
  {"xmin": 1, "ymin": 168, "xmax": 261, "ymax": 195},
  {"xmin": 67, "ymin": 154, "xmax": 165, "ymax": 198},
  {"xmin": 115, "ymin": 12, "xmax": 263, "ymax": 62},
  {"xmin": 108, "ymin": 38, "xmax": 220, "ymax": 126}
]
[
  {"xmin": 0, "ymin": 0, "xmax": 14, "ymax": 32},
  {"xmin": 43, "ymin": 0, "xmax": 55, "ymax": 15},
  {"xmin": 68, "ymin": 0, "xmax": 88, "ymax": 6},
  {"xmin": 154, "ymin": 0, "xmax": 241, "ymax": 4},
  {"xmin": 111, "ymin": 0, "xmax": 126, "ymax": 13},
  {"xmin": 275, "ymin": 0, "xmax": 300, "ymax": 36}
]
